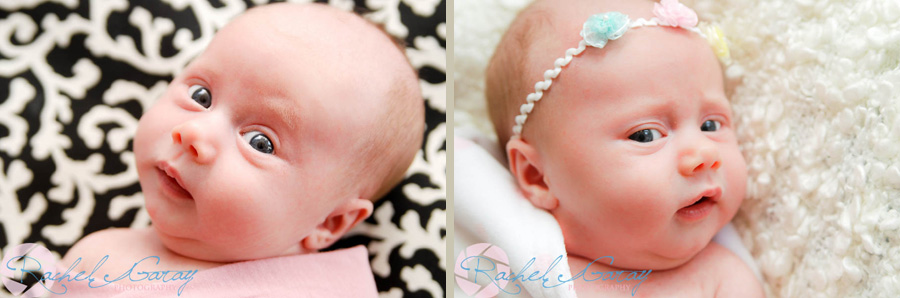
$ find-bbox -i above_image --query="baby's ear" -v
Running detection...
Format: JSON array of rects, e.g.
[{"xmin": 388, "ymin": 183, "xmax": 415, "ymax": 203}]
[
  {"xmin": 301, "ymin": 197, "xmax": 374, "ymax": 251},
  {"xmin": 506, "ymin": 138, "xmax": 559, "ymax": 211}
]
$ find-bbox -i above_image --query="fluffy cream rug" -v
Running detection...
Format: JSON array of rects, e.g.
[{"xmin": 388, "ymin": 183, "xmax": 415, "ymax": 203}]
[{"xmin": 453, "ymin": 0, "xmax": 900, "ymax": 296}]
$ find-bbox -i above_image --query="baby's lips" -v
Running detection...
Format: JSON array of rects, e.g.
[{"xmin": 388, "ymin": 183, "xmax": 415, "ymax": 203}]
[
  {"xmin": 158, "ymin": 160, "xmax": 193, "ymax": 199},
  {"xmin": 681, "ymin": 187, "xmax": 721, "ymax": 209}
]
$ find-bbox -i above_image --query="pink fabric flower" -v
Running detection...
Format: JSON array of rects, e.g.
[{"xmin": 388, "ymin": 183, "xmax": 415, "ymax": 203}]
[{"xmin": 653, "ymin": 0, "xmax": 698, "ymax": 29}]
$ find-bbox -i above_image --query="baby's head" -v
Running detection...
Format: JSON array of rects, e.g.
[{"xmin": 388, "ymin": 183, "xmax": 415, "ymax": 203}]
[
  {"xmin": 486, "ymin": 0, "xmax": 746, "ymax": 270},
  {"xmin": 133, "ymin": 3, "xmax": 423, "ymax": 262}
]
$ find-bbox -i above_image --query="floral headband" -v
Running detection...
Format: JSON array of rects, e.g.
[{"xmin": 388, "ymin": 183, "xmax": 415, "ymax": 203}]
[{"xmin": 511, "ymin": 0, "xmax": 732, "ymax": 137}]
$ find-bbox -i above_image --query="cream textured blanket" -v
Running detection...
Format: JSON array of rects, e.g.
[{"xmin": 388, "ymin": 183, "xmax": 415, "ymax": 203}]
[{"xmin": 454, "ymin": 0, "xmax": 900, "ymax": 297}]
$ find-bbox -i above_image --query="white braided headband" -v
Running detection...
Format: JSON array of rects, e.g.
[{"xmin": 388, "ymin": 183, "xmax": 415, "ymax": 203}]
[{"xmin": 511, "ymin": 0, "xmax": 732, "ymax": 137}]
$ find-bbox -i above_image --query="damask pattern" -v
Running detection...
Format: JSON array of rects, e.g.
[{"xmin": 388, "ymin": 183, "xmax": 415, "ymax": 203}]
[{"xmin": 0, "ymin": 0, "xmax": 446, "ymax": 296}]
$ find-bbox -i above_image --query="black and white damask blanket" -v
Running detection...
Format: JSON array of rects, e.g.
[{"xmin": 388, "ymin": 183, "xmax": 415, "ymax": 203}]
[{"xmin": 0, "ymin": 0, "xmax": 446, "ymax": 297}]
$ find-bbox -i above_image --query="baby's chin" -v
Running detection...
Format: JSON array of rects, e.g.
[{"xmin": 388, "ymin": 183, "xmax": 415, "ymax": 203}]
[
  {"xmin": 569, "ymin": 226, "xmax": 721, "ymax": 271},
  {"xmin": 153, "ymin": 226, "xmax": 304, "ymax": 263},
  {"xmin": 153, "ymin": 227, "xmax": 222, "ymax": 261},
  {"xmin": 572, "ymin": 243, "xmax": 711, "ymax": 271}
]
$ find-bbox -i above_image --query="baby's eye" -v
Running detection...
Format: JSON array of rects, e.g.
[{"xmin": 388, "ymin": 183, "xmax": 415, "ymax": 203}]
[
  {"xmin": 188, "ymin": 85, "xmax": 212, "ymax": 109},
  {"xmin": 242, "ymin": 131, "xmax": 274, "ymax": 154},
  {"xmin": 628, "ymin": 129, "xmax": 663, "ymax": 143},
  {"xmin": 700, "ymin": 120, "xmax": 721, "ymax": 132}
]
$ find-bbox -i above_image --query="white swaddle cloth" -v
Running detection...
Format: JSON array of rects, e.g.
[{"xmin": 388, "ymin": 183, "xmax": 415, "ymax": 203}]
[{"xmin": 453, "ymin": 127, "xmax": 761, "ymax": 298}]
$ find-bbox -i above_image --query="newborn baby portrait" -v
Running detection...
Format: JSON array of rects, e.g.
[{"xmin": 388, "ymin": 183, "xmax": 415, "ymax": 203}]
[
  {"xmin": 58, "ymin": 2, "xmax": 422, "ymax": 296},
  {"xmin": 0, "ymin": 0, "xmax": 446, "ymax": 297},
  {"xmin": 457, "ymin": 0, "xmax": 900, "ymax": 295},
  {"xmin": 455, "ymin": 0, "xmax": 763, "ymax": 297}
]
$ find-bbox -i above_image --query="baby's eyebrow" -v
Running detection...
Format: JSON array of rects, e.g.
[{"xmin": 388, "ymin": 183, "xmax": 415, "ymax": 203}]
[
  {"xmin": 700, "ymin": 95, "xmax": 732, "ymax": 114},
  {"xmin": 264, "ymin": 96, "xmax": 299, "ymax": 131},
  {"xmin": 612, "ymin": 97, "xmax": 672, "ymax": 118}
]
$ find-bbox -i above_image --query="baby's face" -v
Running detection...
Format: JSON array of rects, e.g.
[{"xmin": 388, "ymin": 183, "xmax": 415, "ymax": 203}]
[
  {"xmin": 532, "ymin": 27, "xmax": 746, "ymax": 269},
  {"xmin": 133, "ymin": 5, "xmax": 394, "ymax": 261}
]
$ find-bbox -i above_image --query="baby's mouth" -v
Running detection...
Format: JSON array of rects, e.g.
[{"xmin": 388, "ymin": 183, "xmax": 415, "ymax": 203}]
[
  {"xmin": 157, "ymin": 162, "xmax": 193, "ymax": 200},
  {"xmin": 685, "ymin": 196, "xmax": 710, "ymax": 207},
  {"xmin": 676, "ymin": 188, "xmax": 720, "ymax": 221}
]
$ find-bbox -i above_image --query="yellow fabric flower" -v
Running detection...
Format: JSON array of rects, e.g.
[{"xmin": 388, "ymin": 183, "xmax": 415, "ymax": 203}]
[{"xmin": 702, "ymin": 23, "xmax": 731, "ymax": 65}]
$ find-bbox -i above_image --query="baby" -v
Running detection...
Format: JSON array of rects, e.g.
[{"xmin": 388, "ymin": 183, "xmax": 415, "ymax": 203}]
[
  {"xmin": 485, "ymin": 0, "xmax": 762, "ymax": 296},
  {"xmin": 57, "ymin": 2, "xmax": 422, "ymax": 296}
]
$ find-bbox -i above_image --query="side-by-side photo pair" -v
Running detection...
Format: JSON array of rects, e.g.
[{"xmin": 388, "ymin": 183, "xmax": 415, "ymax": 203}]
[
  {"xmin": 0, "ymin": 0, "xmax": 444, "ymax": 297},
  {"xmin": 1, "ymin": 0, "xmax": 898, "ymax": 297}
]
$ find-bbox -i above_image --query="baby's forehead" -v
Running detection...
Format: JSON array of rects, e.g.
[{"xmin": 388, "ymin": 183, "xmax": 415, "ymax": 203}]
[
  {"xmin": 197, "ymin": 5, "xmax": 407, "ymax": 108},
  {"xmin": 518, "ymin": 0, "xmax": 656, "ymax": 67},
  {"xmin": 192, "ymin": 3, "xmax": 418, "ymax": 144},
  {"xmin": 236, "ymin": 4, "xmax": 368, "ymax": 35},
  {"xmin": 519, "ymin": 1, "xmax": 719, "ymax": 88},
  {"xmin": 211, "ymin": 4, "xmax": 401, "ymax": 69},
  {"xmin": 549, "ymin": 31, "xmax": 720, "ymax": 101}
]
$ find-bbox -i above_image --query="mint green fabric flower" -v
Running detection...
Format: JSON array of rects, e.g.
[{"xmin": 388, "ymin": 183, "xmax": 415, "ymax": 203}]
[{"xmin": 580, "ymin": 12, "xmax": 630, "ymax": 48}]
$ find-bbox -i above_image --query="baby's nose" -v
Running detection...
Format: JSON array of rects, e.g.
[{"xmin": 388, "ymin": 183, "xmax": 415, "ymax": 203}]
[
  {"xmin": 678, "ymin": 144, "xmax": 721, "ymax": 176},
  {"xmin": 172, "ymin": 121, "xmax": 216, "ymax": 164}
]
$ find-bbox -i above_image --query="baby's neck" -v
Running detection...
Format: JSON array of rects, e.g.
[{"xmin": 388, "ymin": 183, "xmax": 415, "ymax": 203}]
[
  {"xmin": 566, "ymin": 255, "xmax": 653, "ymax": 282},
  {"xmin": 565, "ymin": 255, "xmax": 656, "ymax": 297},
  {"xmin": 564, "ymin": 242, "xmax": 730, "ymax": 297},
  {"xmin": 133, "ymin": 227, "xmax": 228, "ymax": 270}
]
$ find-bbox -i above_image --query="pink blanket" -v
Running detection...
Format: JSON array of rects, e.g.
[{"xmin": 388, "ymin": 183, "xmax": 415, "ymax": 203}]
[{"xmin": 49, "ymin": 246, "xmax": 377, "ymax": 297}]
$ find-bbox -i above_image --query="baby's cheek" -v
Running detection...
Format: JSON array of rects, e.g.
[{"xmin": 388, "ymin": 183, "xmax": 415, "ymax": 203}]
[
  {"xmin": 135, "ymin": 105, "xmax": 180, "ymax": 152},
  {"xmin": 721, "ymin": 149, "xmax": 747, "ymax": 219},
  {"xmin": 725, "ymin": 150, "xmax": 748, "ymax": 193},
  {"xmin": 199, "ymin": 203, "xmax": 279, "ymax": 255}
]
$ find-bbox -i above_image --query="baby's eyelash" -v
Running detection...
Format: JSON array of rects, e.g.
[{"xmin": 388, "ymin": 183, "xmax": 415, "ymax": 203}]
[
  {"xmin": 242, "ymin": 130, "xmax": 275, "ymax": 155},
  {"xmin": 700, "ymin": 120, "xmax": 721, "ymax": 132},
  {"xmin": 188, "ymin": 85, "xmax": 212, "ymax": 109},
  {"xmin": 629, "ymin": 128, "xmax": 664, "ymax": 143}
]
